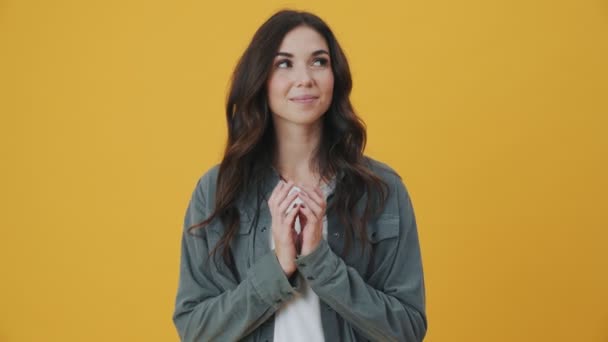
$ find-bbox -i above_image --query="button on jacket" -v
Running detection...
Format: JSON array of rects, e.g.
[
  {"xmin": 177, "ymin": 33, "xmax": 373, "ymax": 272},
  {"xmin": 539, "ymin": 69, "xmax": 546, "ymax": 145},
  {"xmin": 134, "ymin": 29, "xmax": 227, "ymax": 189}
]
[{"xmin": 172, "ymin": 156, "xmax": 427, "ymax": 341}]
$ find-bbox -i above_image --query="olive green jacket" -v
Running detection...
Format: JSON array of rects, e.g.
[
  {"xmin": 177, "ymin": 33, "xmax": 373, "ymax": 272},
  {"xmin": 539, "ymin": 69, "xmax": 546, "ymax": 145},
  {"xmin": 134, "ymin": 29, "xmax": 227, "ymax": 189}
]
[{"xmin": 172, "ymin": 157, "xmax": 427, "ymax": 341}]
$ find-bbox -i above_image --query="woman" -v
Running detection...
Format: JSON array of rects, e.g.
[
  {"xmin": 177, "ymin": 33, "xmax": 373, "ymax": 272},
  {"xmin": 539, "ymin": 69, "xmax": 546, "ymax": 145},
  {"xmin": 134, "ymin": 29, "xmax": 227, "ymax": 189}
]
[{"xmin": 173, "ymin": 9, "xmax": 427, "ymax": 342}]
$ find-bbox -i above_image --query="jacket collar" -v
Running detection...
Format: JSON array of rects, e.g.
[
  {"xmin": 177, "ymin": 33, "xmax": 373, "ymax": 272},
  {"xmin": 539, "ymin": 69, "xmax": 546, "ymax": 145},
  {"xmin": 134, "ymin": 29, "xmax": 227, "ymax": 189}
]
[
  {"xmin": 237, "ymin": 165, "xmax": 343, "ymax": 220},
  {"xmin": 260, "ymin": 165, "xmax": 342, "ymax": 200}
]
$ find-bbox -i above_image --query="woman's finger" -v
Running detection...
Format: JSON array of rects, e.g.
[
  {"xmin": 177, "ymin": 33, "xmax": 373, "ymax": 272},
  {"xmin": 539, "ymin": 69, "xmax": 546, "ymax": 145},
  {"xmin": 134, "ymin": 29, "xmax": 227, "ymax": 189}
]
[
  {"xmin": 300, "ymin": 185, "xmax": 324, "ymax": 208},
  {"xmin": 284, "ymin": 203, "xmax": 300, "ymax": 227},
  {"xmin": 278, "ymin": 190, "xmax": 300, "ymax": 217},
  {"xmin": 297, "ymin": 194, "xmax": 321, "ymax": 220},
  {"xmin": 299, "ymin": 191, "xmax": 324, "ymax": 216},
  {"xmin": 274, "ymin": 180, "xmax": 294, "ymax": 208},
  {"xmin": 270, "ymin": 180, "xmax": 293, "ymax": 210},
  {"xmin": 298, "ymin": 202, "xmax": 320, "ymax": 225},
  {"xmin": 275, "ymin": 203, "xmax": 299, "ymax": 240}
]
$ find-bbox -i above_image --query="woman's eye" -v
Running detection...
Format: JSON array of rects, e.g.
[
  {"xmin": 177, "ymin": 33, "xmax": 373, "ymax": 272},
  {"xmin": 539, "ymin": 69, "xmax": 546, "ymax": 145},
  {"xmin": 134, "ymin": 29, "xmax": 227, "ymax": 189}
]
[
  {"xmin": 312, "ymin": 58, "xmax": 329, "ymax": 67},
  {"xmin": 276, "ymin": 60, "xmax": 291, "ymax": 68}
]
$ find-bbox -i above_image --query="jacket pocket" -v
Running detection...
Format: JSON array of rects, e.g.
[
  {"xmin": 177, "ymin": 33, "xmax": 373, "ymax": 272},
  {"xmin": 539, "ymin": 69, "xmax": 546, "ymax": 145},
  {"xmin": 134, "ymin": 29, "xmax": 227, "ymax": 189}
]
[
  {"xmin": 362, "ymin": 215, "xmax": 401, "ymax": 285},
  {"xmin": 343, "ymin": 215, "xmax": 400, "ymax": 278},
  {"xmin": 367, "ymin": 215, "xmax": 400, "ymax": 243},
  {"xmin": 205, "ymin": 212, "xmax": 255, "ymax": 287}
]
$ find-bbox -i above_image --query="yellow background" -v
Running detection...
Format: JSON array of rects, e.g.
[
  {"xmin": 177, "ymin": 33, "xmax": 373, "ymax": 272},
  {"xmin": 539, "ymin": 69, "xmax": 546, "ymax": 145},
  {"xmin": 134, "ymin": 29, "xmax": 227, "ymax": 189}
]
[{"xmin": 1, "ymin": 0, "xmax": 607, "ymax": 341}]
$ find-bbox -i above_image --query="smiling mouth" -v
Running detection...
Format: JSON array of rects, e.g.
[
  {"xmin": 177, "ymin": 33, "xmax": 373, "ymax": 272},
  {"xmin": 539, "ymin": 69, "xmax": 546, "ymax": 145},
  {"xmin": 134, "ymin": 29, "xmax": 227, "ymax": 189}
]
[{"xmin": 290, "ymin": 97, "xmax": 319, "ymax": 103}]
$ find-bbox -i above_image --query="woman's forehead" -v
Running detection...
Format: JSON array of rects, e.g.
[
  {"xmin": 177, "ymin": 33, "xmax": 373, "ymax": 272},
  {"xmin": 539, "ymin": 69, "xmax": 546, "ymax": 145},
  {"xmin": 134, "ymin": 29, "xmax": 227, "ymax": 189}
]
[{"xmin": 277, "ymin": 26, "xmax": 329, "ymax": 55}]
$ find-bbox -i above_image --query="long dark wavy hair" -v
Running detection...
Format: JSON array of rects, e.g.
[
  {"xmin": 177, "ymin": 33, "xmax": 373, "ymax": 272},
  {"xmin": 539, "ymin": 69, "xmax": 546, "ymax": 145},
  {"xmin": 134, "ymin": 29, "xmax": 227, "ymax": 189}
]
[{"xmin": 188, "ymin": 9, "xmax": 389, "ymax": 265}]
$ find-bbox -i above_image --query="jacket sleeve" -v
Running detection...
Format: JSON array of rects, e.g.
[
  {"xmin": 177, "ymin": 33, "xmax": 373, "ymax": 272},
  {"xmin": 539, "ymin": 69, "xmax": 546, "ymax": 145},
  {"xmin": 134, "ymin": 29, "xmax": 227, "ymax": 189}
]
[
  {"xmin": 172, "ymin": 178, "xmax": 297, "ymax": 341},
  {"xmin": 294, "ymin": 177, "xmax": 428, "ymax": 342}
]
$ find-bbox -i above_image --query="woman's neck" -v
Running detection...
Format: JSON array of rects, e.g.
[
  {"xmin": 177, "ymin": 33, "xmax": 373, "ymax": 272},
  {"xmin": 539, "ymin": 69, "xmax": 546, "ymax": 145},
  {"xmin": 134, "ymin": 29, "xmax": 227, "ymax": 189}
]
[{"xmin": 272, "ymin": 120, "xmax": 322, "ymax": 187}]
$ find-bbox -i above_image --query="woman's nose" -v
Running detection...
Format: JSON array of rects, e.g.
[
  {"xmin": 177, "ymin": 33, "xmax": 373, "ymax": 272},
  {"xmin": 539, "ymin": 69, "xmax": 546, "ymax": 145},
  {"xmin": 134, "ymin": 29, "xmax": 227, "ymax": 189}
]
[{"xmin": 293, "ymin": 66, "xmax": 314, "ymax": 87}]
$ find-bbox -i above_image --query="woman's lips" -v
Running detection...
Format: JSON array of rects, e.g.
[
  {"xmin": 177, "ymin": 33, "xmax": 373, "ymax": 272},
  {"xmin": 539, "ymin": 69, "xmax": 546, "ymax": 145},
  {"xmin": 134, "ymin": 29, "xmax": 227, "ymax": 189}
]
[{"xmin": 290, "ymin": 96, "xmax": 319, "ymax": 103}]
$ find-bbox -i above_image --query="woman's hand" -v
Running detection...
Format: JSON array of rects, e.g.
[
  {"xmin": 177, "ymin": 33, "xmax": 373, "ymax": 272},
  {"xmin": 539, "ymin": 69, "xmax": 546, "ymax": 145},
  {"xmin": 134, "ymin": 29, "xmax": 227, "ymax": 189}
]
[
  {"xmin": 296, "ymin": 185, "xmax": 327, "ymax": 256},
  {"xmin": 268, "ymin": 180, "xmax": 301, "ymax": 277}
]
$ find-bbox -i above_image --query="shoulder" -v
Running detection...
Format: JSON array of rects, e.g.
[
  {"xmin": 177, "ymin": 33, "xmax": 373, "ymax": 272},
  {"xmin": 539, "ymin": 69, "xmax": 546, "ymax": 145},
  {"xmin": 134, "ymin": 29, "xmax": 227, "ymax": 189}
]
[
  {"xmin": 191, "ymin": 163, "xmax": 221, "ymax": 204},
  {"xmin": 198, "ymin": 163, "xmax": 221, "ymax": 188},
  {"xmin": 363, "ymin": 155, "xmax": 403, "ymax": 185},
  {"xmin": 362, "ymin": 155, "xmax": 413, "ymax": 212}
]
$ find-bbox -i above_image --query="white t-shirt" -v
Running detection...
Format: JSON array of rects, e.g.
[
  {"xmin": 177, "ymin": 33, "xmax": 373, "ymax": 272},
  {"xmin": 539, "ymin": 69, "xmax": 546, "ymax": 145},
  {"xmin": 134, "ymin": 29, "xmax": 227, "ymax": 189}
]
[{"xmin": 270, "ymin": 179, "xmax": 335, "ymax": 342}]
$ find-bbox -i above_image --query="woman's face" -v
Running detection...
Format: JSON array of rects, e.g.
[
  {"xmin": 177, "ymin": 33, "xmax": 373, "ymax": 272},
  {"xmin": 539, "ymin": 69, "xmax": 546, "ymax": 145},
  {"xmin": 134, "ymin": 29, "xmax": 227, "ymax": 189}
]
[{"xmin": 266, "ymin": 25, "xmax": 334, "ymax": 126}]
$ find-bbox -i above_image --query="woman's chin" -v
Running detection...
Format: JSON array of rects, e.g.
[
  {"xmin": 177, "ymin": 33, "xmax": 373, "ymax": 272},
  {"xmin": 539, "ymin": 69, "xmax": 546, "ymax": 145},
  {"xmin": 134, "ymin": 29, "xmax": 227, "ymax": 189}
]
[{"xmin": 274, "ymin": 111, "xmax": 325, "ymax": 126}]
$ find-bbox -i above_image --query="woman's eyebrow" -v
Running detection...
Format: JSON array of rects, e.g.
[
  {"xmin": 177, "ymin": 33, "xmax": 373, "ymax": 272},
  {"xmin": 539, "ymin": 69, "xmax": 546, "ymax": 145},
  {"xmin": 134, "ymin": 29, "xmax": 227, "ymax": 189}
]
[
  {"xmin": 311, "ymin": 49, "xmax": 330, "ymax": 56},
  {"xmin": 275, "ymin": 49, "xmax": 330, "ymax": 58}
]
